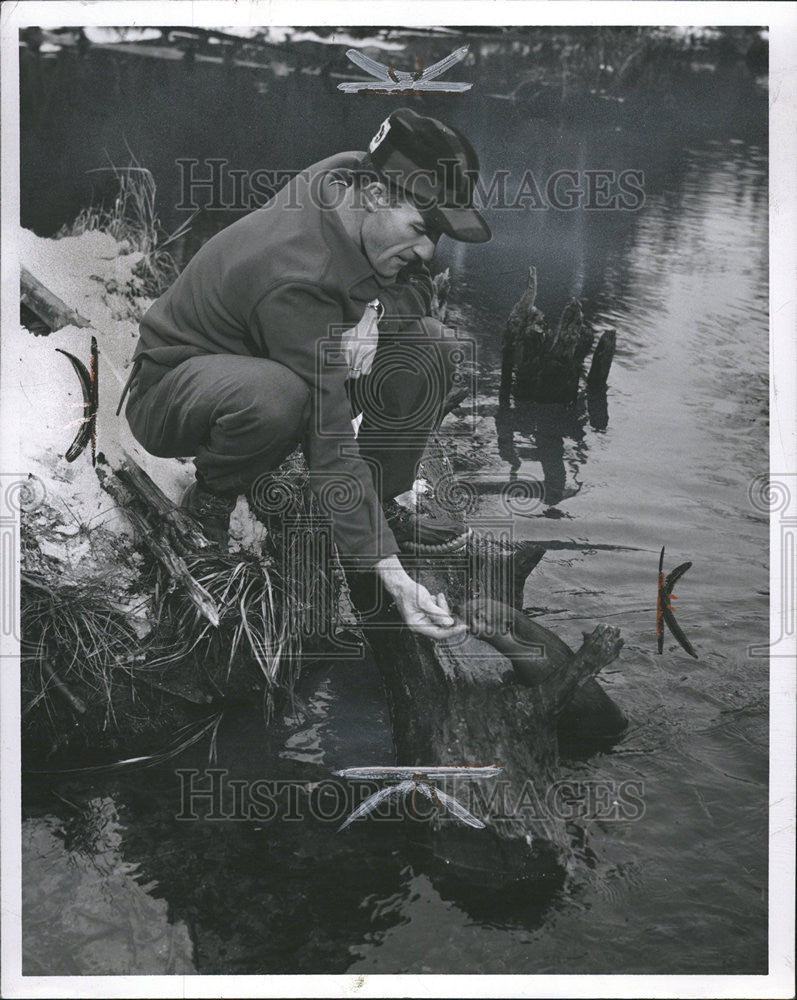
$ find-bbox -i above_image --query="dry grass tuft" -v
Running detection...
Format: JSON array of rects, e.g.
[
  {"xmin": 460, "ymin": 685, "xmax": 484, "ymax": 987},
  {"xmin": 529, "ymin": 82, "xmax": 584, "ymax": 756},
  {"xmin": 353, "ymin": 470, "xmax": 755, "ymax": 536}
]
[
  {"xmin": 152, "ymin": 514, "xmax": 339, "ymax": 719},
  {"xmin": 21, "ymin": 570, "xmax": 141, "ymax": 727},
  {"xmin": 59, "ymin": 147, "xmax": 193, "ymax": 297}
]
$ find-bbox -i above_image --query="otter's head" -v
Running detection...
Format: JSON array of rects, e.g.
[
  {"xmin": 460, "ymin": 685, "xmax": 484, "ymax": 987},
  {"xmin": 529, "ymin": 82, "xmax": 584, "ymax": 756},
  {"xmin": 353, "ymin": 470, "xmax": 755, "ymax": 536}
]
[{"xmin": 462, "ymin": 598, "xmax": 515, "ymax": 644}]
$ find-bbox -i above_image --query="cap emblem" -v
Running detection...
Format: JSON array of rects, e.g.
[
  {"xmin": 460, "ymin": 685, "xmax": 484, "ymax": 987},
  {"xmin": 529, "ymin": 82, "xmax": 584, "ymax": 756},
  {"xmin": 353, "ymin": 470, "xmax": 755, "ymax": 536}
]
[{"xmin": 369, "ymin": 117, "xmax": 391, "ymax": 153}]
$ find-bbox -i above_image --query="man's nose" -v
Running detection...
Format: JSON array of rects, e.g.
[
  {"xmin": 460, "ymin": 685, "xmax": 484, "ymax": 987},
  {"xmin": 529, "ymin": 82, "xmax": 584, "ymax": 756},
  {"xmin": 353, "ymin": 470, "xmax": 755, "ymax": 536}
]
[{"xmin": 412, "ymin": 236, "xmax": 436, "ymax": 262}]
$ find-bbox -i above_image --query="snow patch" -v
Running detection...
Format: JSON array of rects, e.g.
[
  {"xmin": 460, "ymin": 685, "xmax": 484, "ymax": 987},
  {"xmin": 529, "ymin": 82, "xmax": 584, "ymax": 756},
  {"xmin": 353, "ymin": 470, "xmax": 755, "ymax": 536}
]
[{"xmin": 14, "ymin": 227, "xmax": 268, "ymax": 572}]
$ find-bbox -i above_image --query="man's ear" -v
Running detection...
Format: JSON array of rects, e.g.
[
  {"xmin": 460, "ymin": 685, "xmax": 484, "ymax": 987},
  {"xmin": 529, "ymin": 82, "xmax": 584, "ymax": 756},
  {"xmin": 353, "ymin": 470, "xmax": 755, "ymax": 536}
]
[{"xmin": 363, "ymin": 181, "xmax": 390, "ymax": 212}]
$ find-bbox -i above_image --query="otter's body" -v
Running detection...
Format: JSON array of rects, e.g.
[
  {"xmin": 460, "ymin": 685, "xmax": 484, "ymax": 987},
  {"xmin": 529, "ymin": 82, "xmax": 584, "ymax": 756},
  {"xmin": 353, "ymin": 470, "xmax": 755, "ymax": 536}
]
[{"xmin": 464, "ymin": 598, "xmax": 627, "ymax": 744}]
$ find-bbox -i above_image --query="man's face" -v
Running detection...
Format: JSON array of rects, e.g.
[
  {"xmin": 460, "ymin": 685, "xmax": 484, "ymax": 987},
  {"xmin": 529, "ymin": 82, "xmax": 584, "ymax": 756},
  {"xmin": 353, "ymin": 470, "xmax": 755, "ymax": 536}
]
[{"xmin": 360, "ymin": 187, "xmax": 441, "ymax": 279}]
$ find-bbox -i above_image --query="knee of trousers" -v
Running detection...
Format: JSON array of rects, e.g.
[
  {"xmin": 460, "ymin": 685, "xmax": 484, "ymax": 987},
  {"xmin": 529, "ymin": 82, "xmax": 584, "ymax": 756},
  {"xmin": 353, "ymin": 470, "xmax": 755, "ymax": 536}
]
[{"xmin": 217, "ymin": 367, "xmax": 312, "ymax": 445}]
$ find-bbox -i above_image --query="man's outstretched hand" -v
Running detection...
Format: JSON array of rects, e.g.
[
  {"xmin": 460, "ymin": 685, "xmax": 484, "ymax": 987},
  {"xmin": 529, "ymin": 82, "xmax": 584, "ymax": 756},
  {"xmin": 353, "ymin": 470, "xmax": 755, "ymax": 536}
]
[{"xmin": 375, "ymin": 555, "xmax": 466, "ymax": 640}]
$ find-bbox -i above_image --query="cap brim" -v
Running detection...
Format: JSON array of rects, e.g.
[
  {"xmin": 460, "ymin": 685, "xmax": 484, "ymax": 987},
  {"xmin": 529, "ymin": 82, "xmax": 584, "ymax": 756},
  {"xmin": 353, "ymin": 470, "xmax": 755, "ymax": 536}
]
[{"xmin": 425, "ymin": 204, "xmax": 492, "ymax": 244}]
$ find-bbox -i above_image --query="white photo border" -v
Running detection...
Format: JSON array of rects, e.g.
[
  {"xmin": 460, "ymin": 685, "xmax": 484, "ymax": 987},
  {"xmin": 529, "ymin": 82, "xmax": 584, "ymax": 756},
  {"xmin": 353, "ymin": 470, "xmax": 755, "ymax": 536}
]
[{"xmin": 1, "ymin": 2, "xmax": 794, "ymax": 997}]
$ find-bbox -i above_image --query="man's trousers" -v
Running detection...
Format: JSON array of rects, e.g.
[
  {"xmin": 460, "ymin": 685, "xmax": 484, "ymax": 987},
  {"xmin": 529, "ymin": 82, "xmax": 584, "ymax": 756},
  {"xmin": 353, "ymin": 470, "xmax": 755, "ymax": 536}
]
[{"xmin": 125, "ymin": 316, "xmax": 459, "ymax": 502}]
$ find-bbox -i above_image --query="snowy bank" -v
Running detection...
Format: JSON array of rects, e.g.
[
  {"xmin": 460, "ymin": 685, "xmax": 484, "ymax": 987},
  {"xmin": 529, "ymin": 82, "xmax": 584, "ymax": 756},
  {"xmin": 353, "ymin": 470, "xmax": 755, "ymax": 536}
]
[
  {"xmin": 12, "ymin": 227, "xmax": 265, "ymax": 583},
  {"xmin": 11, "ymin": 227, "xmax": 283, "ymax": 755}
]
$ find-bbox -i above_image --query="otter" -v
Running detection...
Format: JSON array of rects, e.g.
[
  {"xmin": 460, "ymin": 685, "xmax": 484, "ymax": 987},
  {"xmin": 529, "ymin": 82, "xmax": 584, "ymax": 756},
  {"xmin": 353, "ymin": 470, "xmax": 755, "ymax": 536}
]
[{"xmin": 463, "ymin": 597, "xmax": 627, "ymax": 745}]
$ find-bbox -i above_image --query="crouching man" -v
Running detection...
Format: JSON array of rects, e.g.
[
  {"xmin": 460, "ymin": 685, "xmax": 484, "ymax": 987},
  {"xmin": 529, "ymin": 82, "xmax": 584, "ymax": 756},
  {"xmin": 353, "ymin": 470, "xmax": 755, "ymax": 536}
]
[{"xmin": 123, "ymin": 108, "xmax": 491, "ymax": 639}]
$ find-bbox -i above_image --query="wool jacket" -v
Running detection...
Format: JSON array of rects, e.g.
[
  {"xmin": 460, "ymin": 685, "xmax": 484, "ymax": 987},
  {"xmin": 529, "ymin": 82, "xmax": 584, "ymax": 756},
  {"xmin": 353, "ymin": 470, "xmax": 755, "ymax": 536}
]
[{"xmin": 132, "ymin": 151, "xmax": 433, "ymax": 566}]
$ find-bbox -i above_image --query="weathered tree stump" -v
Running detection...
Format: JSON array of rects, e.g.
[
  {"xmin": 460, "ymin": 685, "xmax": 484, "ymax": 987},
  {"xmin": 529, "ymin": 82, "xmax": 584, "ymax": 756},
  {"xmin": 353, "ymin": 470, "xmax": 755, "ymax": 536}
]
[
  {"xmin": 585, "ymin": 328, "xmax": 616, "ymax": 430},
  {"xmin": 500, "ymin": 266, "xmax": 615, "ymax": 407}
]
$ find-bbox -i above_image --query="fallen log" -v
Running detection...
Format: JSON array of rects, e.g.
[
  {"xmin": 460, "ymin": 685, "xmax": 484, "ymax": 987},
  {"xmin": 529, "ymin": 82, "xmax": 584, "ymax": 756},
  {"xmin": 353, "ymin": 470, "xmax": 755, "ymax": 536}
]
[
  {"xmin": 20, "ymin": 265, "xmax": 92, "ymax": 331},
  {"xmin": 344, "ymin": 444, "xmax": 626, "ymax": 867},
  {"xmin": 98, "ymin": 462, "xmax": 220, "ymax": 627},
  {"xmin": 346, "ymin": 550, "xmax": 623, "ymax": 865},
  {"xmin": 115, "ymin": 459, "xmax": 214, "ymax": 554}
]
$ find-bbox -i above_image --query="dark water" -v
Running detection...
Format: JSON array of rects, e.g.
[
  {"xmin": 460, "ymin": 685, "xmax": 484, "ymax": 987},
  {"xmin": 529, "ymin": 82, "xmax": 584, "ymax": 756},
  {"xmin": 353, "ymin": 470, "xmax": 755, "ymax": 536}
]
[{"xmin": 21, "ymin": 31, "xmax": 768, "ymax": 977}]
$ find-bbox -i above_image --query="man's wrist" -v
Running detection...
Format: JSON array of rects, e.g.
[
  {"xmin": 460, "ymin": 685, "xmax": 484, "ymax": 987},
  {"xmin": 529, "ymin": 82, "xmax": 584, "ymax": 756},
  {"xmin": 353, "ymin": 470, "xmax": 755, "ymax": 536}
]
[{"xmin": 374, "ymin": 554, "xmax": 410, "ymax": 596}]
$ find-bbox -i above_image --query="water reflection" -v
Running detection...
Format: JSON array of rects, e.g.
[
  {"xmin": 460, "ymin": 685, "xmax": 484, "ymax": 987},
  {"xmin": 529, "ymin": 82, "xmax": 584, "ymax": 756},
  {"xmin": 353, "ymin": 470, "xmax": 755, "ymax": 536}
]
[
  {"xmin": 495, "ymin": 402, "xmax": 587, "ymax": 508},
  {"xmin": 493, "ymin": 384, "xmax": 610, "ymax": 502},
  {"xmin": 21, "ymin": 649, "xmax": 576, "ymax": 974},
  {"xmin": 22, "ymin": 798, "xmax": 195, "ymax": 974},
  {"xmin": 24, "ymin": 764, "xmax": 566, "ymax": 973}
]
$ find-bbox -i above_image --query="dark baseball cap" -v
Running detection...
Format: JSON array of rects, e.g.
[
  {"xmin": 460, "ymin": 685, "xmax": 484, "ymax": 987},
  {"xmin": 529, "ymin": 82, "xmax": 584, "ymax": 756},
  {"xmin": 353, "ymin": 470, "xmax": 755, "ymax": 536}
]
[{"xmin": 368, "ymin": 108, "xmax": 491, "ymax": 244}]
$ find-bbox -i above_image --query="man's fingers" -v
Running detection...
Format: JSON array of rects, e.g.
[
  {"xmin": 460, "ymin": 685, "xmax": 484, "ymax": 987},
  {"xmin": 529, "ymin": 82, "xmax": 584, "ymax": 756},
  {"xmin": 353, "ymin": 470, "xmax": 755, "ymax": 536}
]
[
  {"xmin": 409, "ymin": 619, "xmax": 468, "ymax": 641},
  {"xmin": 437, "ymin": 620, "xmax": 467, "ymax": 639},
  {"xmin": 398, "ymin": 594, "xmax": 467, "ymax": 639},
  {"xmin": 417, "ymin": 591, "xmax": 454, "ymax": 626},
  {"xmin": 394, "ymin": 585, "xmax": 466, "ymax": 639}
]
